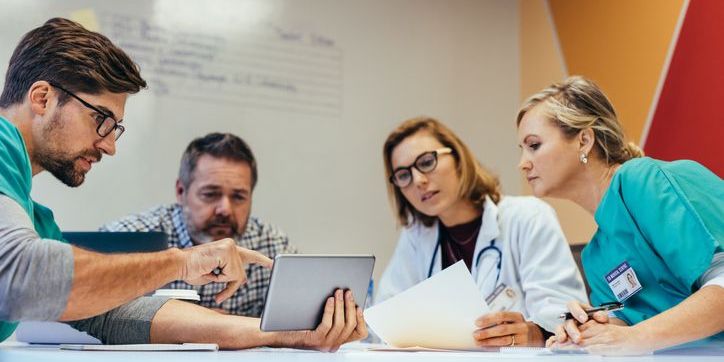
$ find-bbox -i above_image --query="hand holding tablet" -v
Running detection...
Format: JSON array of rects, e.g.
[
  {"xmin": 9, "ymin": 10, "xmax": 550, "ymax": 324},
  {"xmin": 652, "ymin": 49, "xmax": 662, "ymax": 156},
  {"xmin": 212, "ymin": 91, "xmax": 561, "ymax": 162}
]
[
  {"xmin": 260, "ymin": 254, "xmax": 375, "ymax": 331},
  {"xmin": 259, "ymin": 254, "xmax": 375, "ymax": 351}
]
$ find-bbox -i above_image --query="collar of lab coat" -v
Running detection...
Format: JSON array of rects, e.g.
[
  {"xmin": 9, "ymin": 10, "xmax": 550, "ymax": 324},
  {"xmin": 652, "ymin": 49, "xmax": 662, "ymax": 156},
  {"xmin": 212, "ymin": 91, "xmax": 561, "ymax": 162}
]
[{"xmin": 476, "ymin": 196, "xmax": 501, "ymax": 247}]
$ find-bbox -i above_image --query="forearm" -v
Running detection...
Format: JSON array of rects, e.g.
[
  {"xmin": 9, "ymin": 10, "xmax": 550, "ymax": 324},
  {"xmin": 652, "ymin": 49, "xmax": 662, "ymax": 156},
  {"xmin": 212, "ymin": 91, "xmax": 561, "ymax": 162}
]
[
  {"xmin": 60, "ymin": 247, "xmax": 184, "ymax": 321},
  {"xmin": 633, "ymin": 286, "xmax": 724, "ymax": 350},
  {"xmin": 149, "ymin": 299, "xmax": 295, "ymax": 349}
]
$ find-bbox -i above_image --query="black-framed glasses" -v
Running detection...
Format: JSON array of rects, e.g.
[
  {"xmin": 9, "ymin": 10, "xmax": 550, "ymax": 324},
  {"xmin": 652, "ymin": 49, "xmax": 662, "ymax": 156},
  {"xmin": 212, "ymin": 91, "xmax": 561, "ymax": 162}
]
[
  {"xmin": 389, "ymin": 147, "xmax": 453, "ymax": 188},
  {"xmin": 49, "ymin": 82, "xmax": 125, "ymax": 141}
]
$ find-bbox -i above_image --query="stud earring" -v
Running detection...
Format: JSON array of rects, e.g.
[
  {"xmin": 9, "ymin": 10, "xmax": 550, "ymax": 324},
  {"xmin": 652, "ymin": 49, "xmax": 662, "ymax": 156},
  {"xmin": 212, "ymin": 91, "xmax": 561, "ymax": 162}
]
[{"xmin": 579, "ymin": 153, "xmax": 588, "ymax": 164}]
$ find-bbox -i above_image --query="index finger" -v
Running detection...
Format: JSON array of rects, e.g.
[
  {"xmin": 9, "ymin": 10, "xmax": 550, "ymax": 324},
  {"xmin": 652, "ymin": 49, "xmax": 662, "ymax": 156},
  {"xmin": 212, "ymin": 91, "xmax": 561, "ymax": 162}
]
[
  {"xmin": 566, "ymin": 300, "xmax": 592, "ymax": 324},
  {"xmin": 591, "ymin": 311, "xmax": 609, "ymax": 324},
  {"xmin": 215, "ymin": 279, "xmax": 243, "ymax": 304},
  {"xmin": 236, "ymin": 246, "xmax": 273, "ymax": 268},
  {"xmin": 475, "ymin": 311, "xmax": 523, "ymax": 328}
]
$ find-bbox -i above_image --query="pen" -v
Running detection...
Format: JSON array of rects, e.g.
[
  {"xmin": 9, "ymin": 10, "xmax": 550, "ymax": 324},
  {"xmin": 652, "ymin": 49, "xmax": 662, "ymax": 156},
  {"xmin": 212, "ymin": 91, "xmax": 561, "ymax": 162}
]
[{"xmin": 559, "ymin": 302, "xmax": 623, "ymax": 320}]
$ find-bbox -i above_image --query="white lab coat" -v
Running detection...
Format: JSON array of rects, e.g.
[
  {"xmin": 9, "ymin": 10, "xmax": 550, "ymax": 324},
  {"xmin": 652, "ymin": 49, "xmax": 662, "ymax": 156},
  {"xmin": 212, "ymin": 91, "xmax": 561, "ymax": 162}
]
[{"xmin": 376, "ymin": 195, "xmax": 588, "ymax": 332}]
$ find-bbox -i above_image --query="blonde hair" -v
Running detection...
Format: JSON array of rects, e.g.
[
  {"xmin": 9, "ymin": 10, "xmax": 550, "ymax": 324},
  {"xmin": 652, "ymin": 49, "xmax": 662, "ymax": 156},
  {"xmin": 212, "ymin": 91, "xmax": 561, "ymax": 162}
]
[
  {"xmin": 517, "ymin": 76, "xmax": 643, "ymax": 165},
  {"xmin": 382, "ymin": 116, "xmax": 501, "ymax": 227}
]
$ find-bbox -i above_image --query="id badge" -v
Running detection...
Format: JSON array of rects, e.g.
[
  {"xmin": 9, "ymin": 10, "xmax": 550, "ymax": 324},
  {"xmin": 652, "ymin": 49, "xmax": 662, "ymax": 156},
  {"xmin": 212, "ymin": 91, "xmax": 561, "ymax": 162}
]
[
  {"xmin": 605, "ymin": 261, "xmax": 642, "ymax": 302},
  {"xmin": 485, "ymin": 283, "xmax": 519, "ymax": 312}
]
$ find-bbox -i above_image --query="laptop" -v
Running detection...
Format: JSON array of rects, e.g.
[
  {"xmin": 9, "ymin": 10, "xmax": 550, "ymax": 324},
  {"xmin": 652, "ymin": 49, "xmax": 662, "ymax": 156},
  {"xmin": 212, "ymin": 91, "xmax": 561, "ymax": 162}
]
[
  {"xmin": 62, "ymin": 231, "xmax": 168, "ymax": 253},
  {"xmin": 15, "ymin": 231, "xmax": 169, "ymax": 344}
]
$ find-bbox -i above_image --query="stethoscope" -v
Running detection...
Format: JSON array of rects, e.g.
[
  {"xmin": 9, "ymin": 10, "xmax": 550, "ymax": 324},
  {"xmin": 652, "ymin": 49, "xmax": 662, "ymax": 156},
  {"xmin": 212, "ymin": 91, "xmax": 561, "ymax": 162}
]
[{"xmin": 427, "ymin": 223, "xmax": 503, "ymax": 285}]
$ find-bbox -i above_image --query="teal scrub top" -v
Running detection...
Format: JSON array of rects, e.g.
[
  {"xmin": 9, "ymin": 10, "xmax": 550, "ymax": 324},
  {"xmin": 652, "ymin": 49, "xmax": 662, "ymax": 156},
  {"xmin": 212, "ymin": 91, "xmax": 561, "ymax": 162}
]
[
  {"xmin": 0, "ymin": 116, "xmax": 64, "ymax": 341},
  {"xmin": 583, "ymin": 157, "xmax": 722, "ymax": 332}
]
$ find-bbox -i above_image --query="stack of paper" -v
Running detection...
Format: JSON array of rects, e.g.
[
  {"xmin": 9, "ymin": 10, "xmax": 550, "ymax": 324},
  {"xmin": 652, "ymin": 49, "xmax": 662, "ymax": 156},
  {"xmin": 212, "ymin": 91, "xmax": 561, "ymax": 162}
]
[{"xmin": 364, "ymin": 261, "xmax": 489, "ymax": 350}]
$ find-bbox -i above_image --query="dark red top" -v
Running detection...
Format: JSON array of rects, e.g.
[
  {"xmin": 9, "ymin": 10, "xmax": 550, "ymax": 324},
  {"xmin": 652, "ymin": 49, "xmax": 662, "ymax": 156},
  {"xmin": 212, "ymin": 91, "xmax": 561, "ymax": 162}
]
[{"xmin": 440, "ymin": 215, "xmax": 482, "ymax": 271}]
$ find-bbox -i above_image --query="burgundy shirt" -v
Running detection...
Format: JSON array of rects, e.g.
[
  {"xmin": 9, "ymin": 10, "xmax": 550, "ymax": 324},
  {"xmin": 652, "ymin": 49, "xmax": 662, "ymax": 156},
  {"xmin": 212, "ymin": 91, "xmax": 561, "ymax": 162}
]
[{"xmin": 440, "ymin": 215, "xmax": 482, "ymax": 271}]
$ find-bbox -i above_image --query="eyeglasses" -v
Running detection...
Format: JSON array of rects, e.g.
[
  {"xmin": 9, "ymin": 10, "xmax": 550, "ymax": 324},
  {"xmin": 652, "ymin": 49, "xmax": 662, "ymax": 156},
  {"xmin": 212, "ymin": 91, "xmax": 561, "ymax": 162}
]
[
  {"xmin": 389, "ymin": 147, "xmax": 453, "ymax": 188},
  {"xmin": 49, "ymin": 82, "xmax": 125, "ymax": 141}
]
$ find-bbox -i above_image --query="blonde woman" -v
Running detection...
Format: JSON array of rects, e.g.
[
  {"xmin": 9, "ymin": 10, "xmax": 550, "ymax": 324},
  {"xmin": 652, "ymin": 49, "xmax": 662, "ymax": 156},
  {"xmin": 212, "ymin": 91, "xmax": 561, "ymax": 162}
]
[
  {"xmin": 376, "ymin": 117, "xmax": 587, "ymax": 347},
  {"xmin": 517, "ymin": 76, "xmax": 723, "ymax": 355}
]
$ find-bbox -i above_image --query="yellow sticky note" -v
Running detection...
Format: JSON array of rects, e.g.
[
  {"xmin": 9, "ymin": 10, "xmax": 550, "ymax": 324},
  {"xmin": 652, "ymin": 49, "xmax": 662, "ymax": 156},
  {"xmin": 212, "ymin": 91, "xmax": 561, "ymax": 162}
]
[{"xmin": 70, "ymin": 9, "xmax": 100, "ymax": 32}]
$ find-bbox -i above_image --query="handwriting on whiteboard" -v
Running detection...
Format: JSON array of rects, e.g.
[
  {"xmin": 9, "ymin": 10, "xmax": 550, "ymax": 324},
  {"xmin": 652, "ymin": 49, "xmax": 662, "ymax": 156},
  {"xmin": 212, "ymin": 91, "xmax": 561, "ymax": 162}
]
[{"xmin": 101, "ymin": 12, "xmax": 342, "ymax": 117}]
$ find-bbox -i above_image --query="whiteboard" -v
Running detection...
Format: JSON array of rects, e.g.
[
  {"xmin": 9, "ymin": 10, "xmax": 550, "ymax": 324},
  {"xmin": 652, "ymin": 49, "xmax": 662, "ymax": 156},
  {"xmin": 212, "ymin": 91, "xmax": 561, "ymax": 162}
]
[{"xmin": 0, "ymin": 0, "xmax": 520, "ymax": 281}]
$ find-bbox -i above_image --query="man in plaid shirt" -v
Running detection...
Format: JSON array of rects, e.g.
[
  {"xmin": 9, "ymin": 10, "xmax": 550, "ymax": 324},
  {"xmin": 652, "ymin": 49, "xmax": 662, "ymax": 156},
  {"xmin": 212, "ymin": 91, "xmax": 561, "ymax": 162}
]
[{"xmin": 101, "ymin": 132, "xmax": 297, "ymax": 317}]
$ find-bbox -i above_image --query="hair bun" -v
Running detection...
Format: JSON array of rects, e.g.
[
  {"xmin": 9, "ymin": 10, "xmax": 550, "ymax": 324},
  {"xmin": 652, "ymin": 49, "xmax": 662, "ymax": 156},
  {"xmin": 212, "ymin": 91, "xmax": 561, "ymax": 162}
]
[{"xmin": 623, "ymin": 142, "xmax": 644, "ymax": 159}]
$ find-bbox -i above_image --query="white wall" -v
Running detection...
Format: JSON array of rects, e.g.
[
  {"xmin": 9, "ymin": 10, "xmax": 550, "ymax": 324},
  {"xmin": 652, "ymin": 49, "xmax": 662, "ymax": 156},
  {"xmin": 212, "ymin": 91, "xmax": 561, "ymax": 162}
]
[{"xmin": 0, "ymin": 0, "xmax": 520, "ymax": 281}]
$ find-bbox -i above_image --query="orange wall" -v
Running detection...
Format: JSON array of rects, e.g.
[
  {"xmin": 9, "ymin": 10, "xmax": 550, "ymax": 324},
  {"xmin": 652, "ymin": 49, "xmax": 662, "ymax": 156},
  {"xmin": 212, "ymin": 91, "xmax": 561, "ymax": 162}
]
[
  {"xmin": 549, "ymin": 0, "xmax": 684, "ymax": 143},
  {"xmin": 520, "ymin": 0, "xmax": 685, "ymax": 244},
  {"xmin": 520, "ymin": 0, "xmax": 597, "ymax": 244},
  {"xmin": 520, "ymin": 0, "xmax": 565, "ymax": 98}
]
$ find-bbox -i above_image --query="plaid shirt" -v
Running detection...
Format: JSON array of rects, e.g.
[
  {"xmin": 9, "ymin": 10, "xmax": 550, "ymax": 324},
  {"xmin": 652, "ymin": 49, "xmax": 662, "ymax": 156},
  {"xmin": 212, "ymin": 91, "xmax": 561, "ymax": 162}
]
[{"xmin": 100, "ymin": 203, "xmax": 297, "ymax": 317}]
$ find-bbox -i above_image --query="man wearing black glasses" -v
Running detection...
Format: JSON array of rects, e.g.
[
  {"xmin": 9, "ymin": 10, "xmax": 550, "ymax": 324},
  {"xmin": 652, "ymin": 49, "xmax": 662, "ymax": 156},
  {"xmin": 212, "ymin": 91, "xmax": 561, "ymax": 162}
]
[{"xmin": 0, "ymin": 18, "xmax": 364, "ymax": 350}]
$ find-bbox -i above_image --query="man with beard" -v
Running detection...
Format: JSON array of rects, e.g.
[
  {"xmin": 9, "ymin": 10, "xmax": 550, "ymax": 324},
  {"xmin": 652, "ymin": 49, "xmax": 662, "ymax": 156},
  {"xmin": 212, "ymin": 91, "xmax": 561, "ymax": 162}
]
[
  {"xmin": 0, "ymin": 18, "xmax": 365, "ymax": 351},
  {"xmin": 102, "ymin": 133, "xmax": 297, "ymax": 317}
]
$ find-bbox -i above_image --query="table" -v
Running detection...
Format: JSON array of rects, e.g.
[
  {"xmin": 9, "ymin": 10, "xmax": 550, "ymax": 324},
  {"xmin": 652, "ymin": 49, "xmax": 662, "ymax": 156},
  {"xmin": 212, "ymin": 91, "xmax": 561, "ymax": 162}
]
[{"xmin": 2, "ymin": 342, "xmax": 723, "ymax": 362}]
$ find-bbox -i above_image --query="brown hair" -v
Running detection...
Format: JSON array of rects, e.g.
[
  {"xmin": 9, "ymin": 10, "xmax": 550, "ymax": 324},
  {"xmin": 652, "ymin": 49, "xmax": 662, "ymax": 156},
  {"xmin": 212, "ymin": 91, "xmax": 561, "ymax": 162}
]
[
  {"xmin": 0, "ymin": 17, "xmax": 146, "ymax": 107},
  {"xmin": 516, "ymin": 76, "xmax": 643, "ymax": 165},
  {"xmin": 383, "ymin": 116, "xmax": 501, "ymax": 227}
]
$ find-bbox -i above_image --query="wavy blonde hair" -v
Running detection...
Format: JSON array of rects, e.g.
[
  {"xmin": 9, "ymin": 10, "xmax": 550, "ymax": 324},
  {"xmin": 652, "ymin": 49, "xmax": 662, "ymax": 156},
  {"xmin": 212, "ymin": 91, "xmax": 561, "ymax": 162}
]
[
  {"xmin": 383, "ymin": 116, "xmax": 501, "ymax": 227},
  {"xmin": 517, "ymin": 76, "xmax": 643, "ymax": 165}
]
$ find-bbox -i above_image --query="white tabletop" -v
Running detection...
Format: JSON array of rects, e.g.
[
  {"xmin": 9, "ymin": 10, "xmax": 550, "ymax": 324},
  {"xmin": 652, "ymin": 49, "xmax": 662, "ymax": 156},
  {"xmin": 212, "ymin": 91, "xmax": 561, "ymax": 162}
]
[{"xmin": 2, "ymin": 342, "xmax": 723, "ymax": 362}]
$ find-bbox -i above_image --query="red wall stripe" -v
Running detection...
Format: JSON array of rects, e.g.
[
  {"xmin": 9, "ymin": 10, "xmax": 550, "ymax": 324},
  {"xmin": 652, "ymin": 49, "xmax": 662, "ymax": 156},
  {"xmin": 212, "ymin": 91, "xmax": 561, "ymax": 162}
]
[{"xmin": 645, "ymin": 0, "xmax": 724, "ymax": 176}]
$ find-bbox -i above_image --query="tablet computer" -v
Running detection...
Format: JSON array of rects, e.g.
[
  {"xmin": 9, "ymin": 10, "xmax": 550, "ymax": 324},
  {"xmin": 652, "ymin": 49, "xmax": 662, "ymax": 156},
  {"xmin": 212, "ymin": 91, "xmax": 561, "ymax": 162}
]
[{"xmin": 260, "ymin": 254, "xmax": 375, "ymax": 331}]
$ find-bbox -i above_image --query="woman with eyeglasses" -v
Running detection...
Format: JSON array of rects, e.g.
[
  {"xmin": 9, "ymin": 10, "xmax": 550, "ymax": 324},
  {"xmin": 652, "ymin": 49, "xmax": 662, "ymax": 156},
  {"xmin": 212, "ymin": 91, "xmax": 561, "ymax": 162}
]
[
  {"xmin": 376, "ymin": 117, "xmax": 587, "ymax": 347},
  {"xmin": 517, "ymin": 76, "xmax": 723, "ymax": 355}
]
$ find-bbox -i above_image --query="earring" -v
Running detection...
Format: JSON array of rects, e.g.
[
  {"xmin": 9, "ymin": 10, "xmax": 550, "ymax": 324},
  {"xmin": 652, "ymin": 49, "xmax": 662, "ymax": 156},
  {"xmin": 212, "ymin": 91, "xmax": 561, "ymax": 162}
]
[{"xmin": 579, "ymin": 153, "xmax": 588, "ymax": 164}]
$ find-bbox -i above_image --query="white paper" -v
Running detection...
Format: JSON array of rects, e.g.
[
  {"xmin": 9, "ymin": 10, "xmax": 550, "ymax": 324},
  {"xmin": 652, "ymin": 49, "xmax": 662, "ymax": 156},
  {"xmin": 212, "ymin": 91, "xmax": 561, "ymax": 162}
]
[
  {"xmin": 15, "ymin": 321, "xmax": 101, "ymax": 344},
  {"xmin": 364, "ymin": 261, "xmax": 489, "ymax": 350},
  {"xmin": 60, "ymin": 343, "xmax": 218, "ymax": 351}
]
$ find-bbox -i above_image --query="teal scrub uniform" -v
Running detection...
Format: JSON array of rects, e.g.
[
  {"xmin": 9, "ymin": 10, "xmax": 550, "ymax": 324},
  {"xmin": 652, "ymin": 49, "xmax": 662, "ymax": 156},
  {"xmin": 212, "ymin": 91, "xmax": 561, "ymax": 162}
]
[
  {"xmin": 0, "ymin": 116, "xmax": 65, "ymax": 341},
  {"xmin": 583, "ymin": 157, "xmax": 722, "ymax": 337}
]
